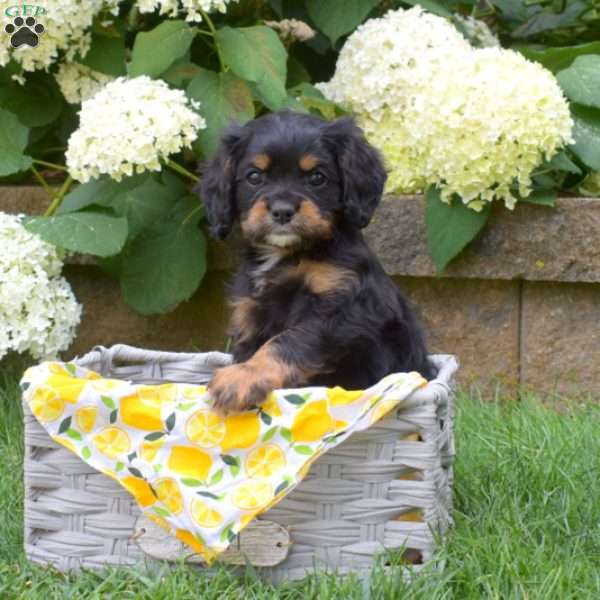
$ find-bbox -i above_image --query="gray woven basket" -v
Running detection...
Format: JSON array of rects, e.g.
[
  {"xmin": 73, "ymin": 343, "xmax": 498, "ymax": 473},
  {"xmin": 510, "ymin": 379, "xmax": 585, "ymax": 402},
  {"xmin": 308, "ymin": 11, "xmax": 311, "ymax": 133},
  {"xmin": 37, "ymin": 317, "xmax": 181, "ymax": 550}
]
[{"xmin": 24, "ymin": 344, "xmax": 458, "ymax": 582}]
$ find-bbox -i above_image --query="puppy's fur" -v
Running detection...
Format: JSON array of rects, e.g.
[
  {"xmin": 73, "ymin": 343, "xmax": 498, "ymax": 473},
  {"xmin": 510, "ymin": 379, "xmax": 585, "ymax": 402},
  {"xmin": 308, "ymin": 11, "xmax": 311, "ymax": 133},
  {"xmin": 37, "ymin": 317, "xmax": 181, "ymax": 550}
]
[{"xmin": 197, "ymin": 111, "xmax": 433, "ymax": 415}]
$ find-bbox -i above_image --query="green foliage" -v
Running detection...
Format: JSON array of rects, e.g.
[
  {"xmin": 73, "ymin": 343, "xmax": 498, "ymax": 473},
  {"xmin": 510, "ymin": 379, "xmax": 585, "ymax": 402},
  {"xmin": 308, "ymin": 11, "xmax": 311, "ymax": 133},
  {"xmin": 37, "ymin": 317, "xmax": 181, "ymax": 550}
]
[
  {"xmin": 306, "ymin": 0, "xmax": 380, "ymax": 45},
  {"xmin": 215, "ymin": 26, "xmax": 288, "ymax": 110},
  {"xmin": 24, "ymin": 212, "xmax": 129, "ymax": 257},
  {"xmin": 0, "ymin": 109, "xmax": 32, "ymax": 176},
  {"xmin": 569, "ymin": 105, "xmax": 600, "ymax": 170},
  {"xmin": 425, "ymin": 187, "xmax": 491, "ymax": 274},
  {"xmin": 557, "ymin": 55, "xmax": 600, "ymax": 107},
  {"xmin": 129, "ymin": 20, "xmax": 197, "ymax": 78},
  {"xmin": 517, "ymin": 40, "xmax": 600, "ymax": 72},
  {"xmin": 187, "ymin": 69, "xmax": 255, "ymax": 157},
  {"xmin": 3, "ymin": 1, "xmax": 600, "ymax": 295},
  {"xmin": 80, "ymin": 34, "xmax": 127, "ymax": 76},
  {"xmin": 121, "ymin": 221, "xmax": 207, "ymax": 315}
]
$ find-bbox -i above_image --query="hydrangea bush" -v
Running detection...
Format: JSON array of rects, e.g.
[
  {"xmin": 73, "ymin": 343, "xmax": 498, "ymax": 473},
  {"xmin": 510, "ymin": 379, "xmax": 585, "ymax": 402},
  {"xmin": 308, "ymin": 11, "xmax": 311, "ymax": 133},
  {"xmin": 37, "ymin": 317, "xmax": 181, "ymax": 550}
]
[
  {"xmin": 0, "ymin": 1, "xmax": 120, "ymax": 73},
  {"xmin": 0, "ymin": 213, "xmax": 81, "ymax": 360},
  {"xmin": 318, "ymin": 7, "xmax": 573, "ymax": 211},
  {"xmin": 0, "ymin": 0, "xmax": 599, "ymax": 322}
]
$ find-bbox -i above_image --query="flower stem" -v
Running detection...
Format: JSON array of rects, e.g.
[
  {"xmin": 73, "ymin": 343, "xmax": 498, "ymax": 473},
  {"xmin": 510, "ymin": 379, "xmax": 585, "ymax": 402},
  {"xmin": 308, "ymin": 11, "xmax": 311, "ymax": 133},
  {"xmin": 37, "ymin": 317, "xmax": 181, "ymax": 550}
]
[
  {"xmin": 182, "ymin": 204, "xmax": 203, "ymax": 225},
  {"xmin": 31, "ymin": 165, "xmax": 55, "ymax": 199},
  {"xmin": 166, "ymin": 159, "xmax": 200, "ymax": 183},
  {"xmin": 199, "ymin": 9, "xmax": 226, "ymax": 71},
  {"xmin": 44, "ymin": 176, "xmax": 74, "ymax": 217},
  {"xmin": 33, "ymin": 158, "xmax": 68, "ymax": 171}
]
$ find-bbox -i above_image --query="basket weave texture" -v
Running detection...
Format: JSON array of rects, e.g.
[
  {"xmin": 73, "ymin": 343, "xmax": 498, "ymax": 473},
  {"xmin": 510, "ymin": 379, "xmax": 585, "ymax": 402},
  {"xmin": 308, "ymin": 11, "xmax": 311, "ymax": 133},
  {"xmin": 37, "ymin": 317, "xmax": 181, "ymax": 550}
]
[{"xmin": 24, "ymin": 344, "xmax": 457, "ymax": 582}]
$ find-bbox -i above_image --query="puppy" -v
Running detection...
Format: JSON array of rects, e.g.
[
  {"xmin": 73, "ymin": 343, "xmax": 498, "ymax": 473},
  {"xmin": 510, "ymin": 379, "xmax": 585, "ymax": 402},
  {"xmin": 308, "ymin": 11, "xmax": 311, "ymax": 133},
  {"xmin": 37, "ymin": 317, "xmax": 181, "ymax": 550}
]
[{"xmin": 197, "ymin": 111, "xmax": 434, "ymax": 415}]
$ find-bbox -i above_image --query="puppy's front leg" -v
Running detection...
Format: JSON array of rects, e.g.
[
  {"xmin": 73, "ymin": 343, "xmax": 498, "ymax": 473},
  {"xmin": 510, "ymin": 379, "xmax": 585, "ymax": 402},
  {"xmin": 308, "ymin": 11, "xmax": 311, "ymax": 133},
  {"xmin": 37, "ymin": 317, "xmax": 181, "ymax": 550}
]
[
  {"xmin": 209, "ymin": 330, "xmax": 326, "ymax": 415},
  {"xmin": 209, "ymin": 341, "xmax": 292, "ymax": 415}
]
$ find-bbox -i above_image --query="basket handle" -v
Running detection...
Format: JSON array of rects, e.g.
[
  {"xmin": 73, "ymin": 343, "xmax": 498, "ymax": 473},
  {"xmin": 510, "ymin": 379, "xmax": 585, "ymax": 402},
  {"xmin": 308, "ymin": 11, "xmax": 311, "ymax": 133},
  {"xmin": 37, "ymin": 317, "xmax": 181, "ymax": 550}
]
[{"xmin": 73, "ymin": 344, "xmax": 233, "ymax": 371}]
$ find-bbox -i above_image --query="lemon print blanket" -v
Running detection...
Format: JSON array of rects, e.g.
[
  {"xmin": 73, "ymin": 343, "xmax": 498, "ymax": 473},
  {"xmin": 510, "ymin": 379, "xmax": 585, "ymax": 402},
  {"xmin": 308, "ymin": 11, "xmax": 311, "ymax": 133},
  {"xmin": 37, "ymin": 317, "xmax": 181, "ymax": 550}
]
[{"xmin": 21, "ymin": 361, "xmax": 427, "ymax": 563}]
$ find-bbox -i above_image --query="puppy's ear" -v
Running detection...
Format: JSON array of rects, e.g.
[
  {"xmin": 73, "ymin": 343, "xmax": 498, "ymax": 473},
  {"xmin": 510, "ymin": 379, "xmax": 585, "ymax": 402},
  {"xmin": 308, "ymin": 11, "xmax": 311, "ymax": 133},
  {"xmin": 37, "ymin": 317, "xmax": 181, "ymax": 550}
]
[
  {"xmin": 194, "ymin": 124, "xmax": 247, "ymax": 240},
  {"xmin": 323, "ymin": 117, "xmax": 387, "ymax": 228}
]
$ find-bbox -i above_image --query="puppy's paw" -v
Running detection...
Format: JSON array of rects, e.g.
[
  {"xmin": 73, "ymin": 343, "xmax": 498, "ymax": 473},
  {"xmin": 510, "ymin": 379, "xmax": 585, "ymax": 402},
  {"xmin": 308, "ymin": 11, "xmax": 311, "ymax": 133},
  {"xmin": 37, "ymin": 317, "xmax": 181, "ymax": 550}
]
[{"xmin": 209, "ymin": 363, "xmax": 273, "ymax": 415}]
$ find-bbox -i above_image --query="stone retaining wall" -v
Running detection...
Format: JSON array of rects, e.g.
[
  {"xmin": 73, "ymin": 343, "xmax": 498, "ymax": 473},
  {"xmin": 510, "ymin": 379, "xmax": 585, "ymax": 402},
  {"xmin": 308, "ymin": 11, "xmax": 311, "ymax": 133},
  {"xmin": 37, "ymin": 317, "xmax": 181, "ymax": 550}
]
[{"xmin": 2, "ymin": 187, "xmax": 599, "ymax": 398}]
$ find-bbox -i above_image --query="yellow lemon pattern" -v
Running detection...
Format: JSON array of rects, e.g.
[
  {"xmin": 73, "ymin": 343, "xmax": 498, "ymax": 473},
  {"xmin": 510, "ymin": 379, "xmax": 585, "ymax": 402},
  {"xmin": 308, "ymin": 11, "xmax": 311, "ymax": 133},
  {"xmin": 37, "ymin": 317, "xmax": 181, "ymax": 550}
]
[
  {"xmin": 120, "ymin": 392, "xmax": 164, "ymax": 431},
  {"xmin": 167, "ymin": 446, "xmax": 212, "ymax": 480},
  {"xmin": 21, "ymin": 358, "xmax": 427, "ymax": 564},
  {"xmin": 191, "ymin": 499, "xmax": 224, "ymax": 528},
  {"xmin": 153, "ymin": 477, "xmax": 184, "ymax": 514},
  {"xmin": 245, "ymin": 444, "xmax": 286, "ymax": 478},
  {"xmin": 121, "ymin": 476, "xmax": 156, "ymax": 507},
  {"xmin": 93, "ymin": 426, "xmax": 131, "ymax": 459},
  {"xmin": 185, "ymin": 410, "xmax": 226, "ymax": 448},
  {"xmin": 30, "ymin": 386, "xmax": 64, "ymax": 423},
  {"xmin": 75, "ymin": 406, "xmax": 98, "ymax": 433},
  {"xmin": 291, "ymin": 399, "xmax": 335, "ymax": 442},
  {"xmin": 231, "ymin": 480, "xmax": 274, "ymax": 510},
  {"xmin": 139, "ymin": 438, "xmax": 165, "ymax": 462}
]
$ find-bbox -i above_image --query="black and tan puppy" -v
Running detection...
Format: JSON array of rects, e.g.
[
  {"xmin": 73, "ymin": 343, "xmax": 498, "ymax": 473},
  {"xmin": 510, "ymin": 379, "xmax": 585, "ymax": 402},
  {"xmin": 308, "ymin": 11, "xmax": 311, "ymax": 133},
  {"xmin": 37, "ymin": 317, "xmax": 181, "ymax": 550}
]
[{"xmin": 197, "ymin": 111, "xmax": 433, "ymax": 415}]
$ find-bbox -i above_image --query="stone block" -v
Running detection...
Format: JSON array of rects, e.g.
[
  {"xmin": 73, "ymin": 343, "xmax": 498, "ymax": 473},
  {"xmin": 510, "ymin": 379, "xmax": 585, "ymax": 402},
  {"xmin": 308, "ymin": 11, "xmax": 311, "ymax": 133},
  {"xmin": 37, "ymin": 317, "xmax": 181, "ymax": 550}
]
[
  {"xmin": 521, "ymin": 281, "xmax": 600, "ymax": 398},
  {"xmin": 366, "ymin": 196, "xmax": 600, "ymax": 283},
  {"xmin": 65, "ymin": 265, "xmax": 230, "ymax": 358},
  {"xmin": 396, "ymin": 276, "xmax": 520, "ymax": 393}
]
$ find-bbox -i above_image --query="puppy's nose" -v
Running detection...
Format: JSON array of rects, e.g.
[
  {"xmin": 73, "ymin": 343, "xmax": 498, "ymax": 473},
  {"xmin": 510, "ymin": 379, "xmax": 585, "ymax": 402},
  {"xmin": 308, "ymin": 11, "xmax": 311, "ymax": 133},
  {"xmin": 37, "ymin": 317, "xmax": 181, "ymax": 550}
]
[{"xmin": 270, "ymin": 201, "xmax": 295, "ymax": 225}]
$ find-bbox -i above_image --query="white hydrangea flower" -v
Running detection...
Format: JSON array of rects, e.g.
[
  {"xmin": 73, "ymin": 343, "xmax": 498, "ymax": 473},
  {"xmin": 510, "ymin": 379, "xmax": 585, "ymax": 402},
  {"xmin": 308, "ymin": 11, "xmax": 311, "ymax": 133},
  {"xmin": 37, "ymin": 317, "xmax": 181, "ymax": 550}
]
[
  {"xmin": 66, "ymin": 76, "xmax": 206, "ymax": 182},
  {"xmin": 55, "ymin": 62, "xmax": 114, "ymax": 104},
  {"xmin": 0, "ymin": 1, "xmax": 121, "ymax": 72},
  {"xmin": 135, "ymin": 0, "xmax": 238, "ymax": 22},
  {"xmin": 318, "ymin": 7, "xmax": 573, "ymax": 210},
  {"xmin": 0, "ymin": 213, "xmax": 81, "ymax": 361}
]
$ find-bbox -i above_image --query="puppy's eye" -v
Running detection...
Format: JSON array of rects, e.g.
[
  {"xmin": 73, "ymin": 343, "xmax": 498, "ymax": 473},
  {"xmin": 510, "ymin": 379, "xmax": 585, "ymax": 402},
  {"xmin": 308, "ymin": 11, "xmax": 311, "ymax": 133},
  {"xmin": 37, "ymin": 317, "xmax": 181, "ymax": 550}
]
[
  {"xmin": 308, "ymin": 171, "xmax": 326, "ymax": 187},
  {"xmin": 246, "ymin": 170, "xmax": 264, "ymax": 186}
]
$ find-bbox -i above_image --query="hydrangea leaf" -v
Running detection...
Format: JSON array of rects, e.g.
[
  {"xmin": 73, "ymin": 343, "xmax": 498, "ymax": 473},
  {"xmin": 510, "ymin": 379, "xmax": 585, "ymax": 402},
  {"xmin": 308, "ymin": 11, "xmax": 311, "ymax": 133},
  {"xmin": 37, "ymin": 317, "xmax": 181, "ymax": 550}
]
[
  {"xmin": 163, "ymin": 59, "xmax": 205, "ymax": 88},
  {"xmin": 129, "ymin": 20, "xmax": 196, "ymax": 78},
  {"xmin": 0, "ymin": 74, "xmax": 62, "ymax": 127},
  {"xmin": 517, "ymin": 190, "xmax": 557, "ymax": 207},
  {"xmin": 402, "ymin": 0, "xmax": 452, "ymax": 18},
  {"xmin": 120, "ymin": 221, "xmax": 206, "ymax": 315},
  {"xmin": 557, "ymin": 55, "xmax": 600, "ymax": 109},
  {"xmin": 570, "ymin": 104, "xmax": 600, "ymax": 171},
  {"xmin": 517, "ymin": 41, "xmax": 600, "ymax": 73},
  {"xmin": 108, "ymin": 178, "xmax": 176, "ymax": 239},
  {"xmin": 0, "ymin": 108, "xmax": 33, "ymax": 176},
  {"xmin": 187, "ymin": 69, "xmax": 254, "ymax": 158},
  {"xmin": 79, "ymin": 34, "xmax": 127, "ymax": 77},
  {"xmin": 545, "ymin": 150, "xmax": 581, "ymax": 174},
  {"xmin": 215, "ymin": 26, "xmax": 288, "ymax": 110},
  {"xmin": 288, "ymin": 83, "xmax": 342, "ymax": 119},
  {"xmin": 57, "ymin": 174, "xmax": 151, "ymax": 215},
  {"xmin": 510, "ymin": 0, "xmax": 587, "ymax": 39},
  {"xmin": 24, "ymin": 212, "xmax": 128, "ymax": 257},
  {"xmin": 425, "ymin": 187, "xmax": 491, "ymax": 274},
  {"xmin": 306, "ymin": 0, "xmax": 380, "ymax": 45}
]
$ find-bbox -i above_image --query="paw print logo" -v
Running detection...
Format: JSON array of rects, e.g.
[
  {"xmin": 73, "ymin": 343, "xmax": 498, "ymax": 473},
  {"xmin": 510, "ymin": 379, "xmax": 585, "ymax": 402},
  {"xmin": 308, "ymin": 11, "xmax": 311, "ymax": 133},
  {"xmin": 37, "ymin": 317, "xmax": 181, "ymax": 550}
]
[{"xmin": 4, "ymin": 16, "xmax": 45, "ymax": 48}]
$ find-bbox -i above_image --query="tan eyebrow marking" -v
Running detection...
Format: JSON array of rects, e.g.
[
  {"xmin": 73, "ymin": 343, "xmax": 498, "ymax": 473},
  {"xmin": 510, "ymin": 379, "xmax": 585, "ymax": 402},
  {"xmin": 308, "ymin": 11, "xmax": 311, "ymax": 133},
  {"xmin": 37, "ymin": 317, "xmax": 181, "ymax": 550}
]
[
  {"xmin": 299, "ymin": 154, "xmax": 319, "ymax": 171},
  {"xmin": 251, "ymin": 153, "xmax": 271, "ymax": 170}
]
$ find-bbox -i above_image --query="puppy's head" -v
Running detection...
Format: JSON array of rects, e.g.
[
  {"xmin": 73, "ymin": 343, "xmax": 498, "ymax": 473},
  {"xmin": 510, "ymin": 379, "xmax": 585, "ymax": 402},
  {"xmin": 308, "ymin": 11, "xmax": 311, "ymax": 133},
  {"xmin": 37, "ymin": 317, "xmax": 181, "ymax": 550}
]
[{"xmin": 197, "ymin": 111, "xmax": 387, "ymax": 248}]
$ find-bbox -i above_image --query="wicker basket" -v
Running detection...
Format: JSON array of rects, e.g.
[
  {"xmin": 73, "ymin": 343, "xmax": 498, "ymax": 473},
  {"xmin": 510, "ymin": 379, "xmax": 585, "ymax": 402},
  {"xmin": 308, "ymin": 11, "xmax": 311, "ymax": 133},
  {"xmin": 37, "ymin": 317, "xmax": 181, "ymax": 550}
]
[{"xmin": 24, "ymin": 344, "xmax": 458, "ymax": 582}]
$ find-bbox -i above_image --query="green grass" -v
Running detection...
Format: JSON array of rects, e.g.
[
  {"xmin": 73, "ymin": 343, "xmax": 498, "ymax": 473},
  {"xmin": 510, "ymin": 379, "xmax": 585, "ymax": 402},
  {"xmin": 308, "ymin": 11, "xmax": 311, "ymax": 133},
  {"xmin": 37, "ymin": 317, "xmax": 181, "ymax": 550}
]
[{"xmin": 1, "ymin": 362, "xmax": 600, "ymax": 599}]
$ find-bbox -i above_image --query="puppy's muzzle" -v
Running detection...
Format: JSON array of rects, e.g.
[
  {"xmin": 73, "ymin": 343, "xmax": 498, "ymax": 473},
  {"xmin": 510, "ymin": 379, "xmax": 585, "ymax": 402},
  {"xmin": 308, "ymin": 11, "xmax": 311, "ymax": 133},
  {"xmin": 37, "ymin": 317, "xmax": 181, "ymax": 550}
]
[{"xmin": 269, "ymin": 200, "xmax": 296, "ymax": 225}]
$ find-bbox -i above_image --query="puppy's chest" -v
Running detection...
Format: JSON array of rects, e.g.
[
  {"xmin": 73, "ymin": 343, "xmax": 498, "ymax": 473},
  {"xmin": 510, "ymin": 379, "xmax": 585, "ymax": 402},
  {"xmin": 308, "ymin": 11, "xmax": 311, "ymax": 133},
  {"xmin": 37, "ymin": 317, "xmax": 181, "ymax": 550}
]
[
  {"xmin": 231, "ymin": 252, "xmax": 357, "ymax": 340},
  {"xmin": 230, "ymin": 258, "xmax": 317, "ymax": 340},
  {"xmin": 248, "ymin": 261, "xmax": 313, "ymax": 330}
]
